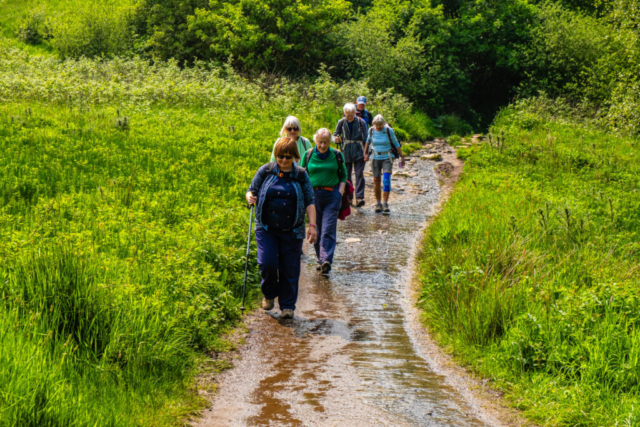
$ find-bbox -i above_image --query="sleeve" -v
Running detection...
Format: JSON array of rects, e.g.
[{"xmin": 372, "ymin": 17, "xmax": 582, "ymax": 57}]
[
  {"xmin": 333, "ymin": 119, "xmax": 343, "ymax": 139},
  {"xmin": 389, "ymin": 128, "xmax": 400, "ymax": 148},
  {"xmin": 248, "ymin": 164, "xmax": 268, "ymax": 195},
  {"xmin": 269, "ymin": 139, "xmax": 278, "ymax": 163},
  {"xmin": 299, "ymin": 169, "xmax": 315, "ymax": 207},
  {"xmin": 337, "ymin": 152, "xmax": 347, "ymax": 184},
  {"xmin": 362, "ymin": 119, "xmax": 369, "ymax": 140},
  {"xmin": 300, "ymin": 150, "xmax": 309, "ymax": 168}
]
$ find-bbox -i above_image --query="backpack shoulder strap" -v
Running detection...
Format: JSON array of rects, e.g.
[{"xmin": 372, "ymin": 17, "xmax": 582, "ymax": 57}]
[
  {"xmin": 330, "ymin": 148, "xmax": 344, "ymax": 170},
  {"xmin": 266, "ymin": 162, "xmax": 276, "ymax": 174},
  {"xmin": 301, "ymin": 137, "xmax": 312, "ymax": 151},
  {"xmin": 304, "ymin": 148, "xmax": 313, "ymax": 171}
]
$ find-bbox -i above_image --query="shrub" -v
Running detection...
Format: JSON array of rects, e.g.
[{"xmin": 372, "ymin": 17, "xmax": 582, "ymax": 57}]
[
  {"xmin": 16, "ymin": 7, "xmax": 51, "ymax": 45},
  {"xmin": 49, "ymin": 0, "xmax": 136, "ymax": 59}
]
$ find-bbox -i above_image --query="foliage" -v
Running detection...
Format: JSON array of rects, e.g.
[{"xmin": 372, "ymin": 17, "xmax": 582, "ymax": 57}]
[
  {"xmin": 188, "ymin": 0, "xmax": 351, "ymax": 73},
  {"xmin": 0, "ymin": 45, "xmax": 430, "ymax": 424},
  {"xmin": 418, "ymin": 104, "xmax": 640, "ymax": 425},
  {"xmin": 16, "ymin": 6, "xmax": 51, "ymax": 45}
]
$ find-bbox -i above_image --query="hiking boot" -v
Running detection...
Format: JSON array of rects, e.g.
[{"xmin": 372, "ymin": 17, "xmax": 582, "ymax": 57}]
[
  {"xmin": 262, "ymin": 298, "xmax": 275, "ymax": 310},
  {"xmin": 321, "ymin": 261, "xmax": 331, "ymax": 275},
  {"xmin": 281, "ymin": 309, "xmax": 294, "ymax": 319},
  {"xmin": 375, "ymin": 202, "xmax": 383, "ymax": 213},
  {"xmin": 382, "ymin": 202, "xmax": 390, "ymax": 214},
  {"xmin": 356, "ymin": 199, "xmax": 365, "ymax": 207}
]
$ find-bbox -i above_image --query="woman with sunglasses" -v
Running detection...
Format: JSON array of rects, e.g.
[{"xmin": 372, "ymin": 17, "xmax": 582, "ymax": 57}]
[
  {"xmin": 270, "ymin": 116, "xmax": 313, "ymax": 163},
  {"xmin": 247, "ymin": 137, "xmax": 317, "ymax": 319},
  {"xmin": 300, "ymin": 128, "xmax": 347, "ymax": 275}
]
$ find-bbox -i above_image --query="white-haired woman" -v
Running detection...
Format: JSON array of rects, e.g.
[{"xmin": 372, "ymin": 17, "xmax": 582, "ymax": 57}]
[
  {"xmin": 270, "ymin": 116, "xmax": 313, "ymax": 162},
  {"xmin": 364, "ymin": 114, "xmax": 405, "ymax": 214},
  {"xmin": 333, "ymin": 103, "xmax": 368, "ymax": 207},
  {"xmin": 300, "ymin": 128, "xmax": 347, "ymax": 275}
]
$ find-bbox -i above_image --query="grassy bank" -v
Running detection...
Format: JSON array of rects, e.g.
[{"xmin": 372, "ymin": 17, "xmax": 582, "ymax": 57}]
[
  {"xmin": 418, "ymin": 103, "xmax": 640, "ymax": 425},
  {"xmin": 0, "ymin": 43, "xmax": 433, "ymax": 425}
]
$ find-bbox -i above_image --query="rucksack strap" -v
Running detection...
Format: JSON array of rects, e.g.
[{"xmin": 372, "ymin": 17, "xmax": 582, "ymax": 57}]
[{"xmin": 303, "ymin": 149, "xmax": 313, "ymax": 172}]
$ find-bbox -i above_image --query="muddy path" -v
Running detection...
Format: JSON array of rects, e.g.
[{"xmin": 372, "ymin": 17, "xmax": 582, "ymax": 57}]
[{"xmin": 197, "ymin": 141, "xmax": 504, "ymax": 426}]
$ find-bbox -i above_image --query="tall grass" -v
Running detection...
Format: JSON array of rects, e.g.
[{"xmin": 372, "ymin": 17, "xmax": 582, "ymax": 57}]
[
  {"xmin": 418, "ymin": 104, "xmax": 640, "ymax": 425},
  {"xmin": 0, "ymin": 45, "xmax": 434, "ymax": 425}
]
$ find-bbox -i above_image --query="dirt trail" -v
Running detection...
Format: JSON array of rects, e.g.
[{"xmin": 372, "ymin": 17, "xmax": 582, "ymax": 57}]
[{"xmin": 196, "ymin": 139, "xmax": 512, "ymax": 427}]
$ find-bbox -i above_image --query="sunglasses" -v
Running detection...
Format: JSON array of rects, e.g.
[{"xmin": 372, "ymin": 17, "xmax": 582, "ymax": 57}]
[
  {"xmin": 277, "ymin": 155, "xmax": 293, "ymax": 160},
  {"xmin": 286, "ymin": 127, "xmax": 300, "ymax": 132}
]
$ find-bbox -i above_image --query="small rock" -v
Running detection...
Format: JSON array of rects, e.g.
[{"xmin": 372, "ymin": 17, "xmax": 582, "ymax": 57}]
[
  {"xmin": 344, "ymin": 238, "xmax": 361, "ymax": 243},
  {"xmin": 425, "ymin": 153, "xmax": 442, "ymax": 161}
]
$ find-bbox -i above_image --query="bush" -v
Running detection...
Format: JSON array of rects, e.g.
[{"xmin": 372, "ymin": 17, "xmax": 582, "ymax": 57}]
[
  {"xmin": 434, "ymin": 114, "xmax": 472, "ymax": 137},
  {"xmin": 49, "ymin": 0, "xmax": 136, "ymax": 59},
  {"xmin": 16, "ymin": 7, "xmax": 51, "ymax": 45}
]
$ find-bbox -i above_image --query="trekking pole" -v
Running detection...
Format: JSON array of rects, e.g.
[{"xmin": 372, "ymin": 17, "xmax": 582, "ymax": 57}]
[{"xmin": 240, "ymin": 204, "xmax": 254, "ymax": 313}]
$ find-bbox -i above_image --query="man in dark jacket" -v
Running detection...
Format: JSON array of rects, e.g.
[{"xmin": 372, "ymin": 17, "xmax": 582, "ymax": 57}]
[
  {"xmin": 355, "ymin": 96, "xmax": 374, "ymax": 126},
  {"xmin": 333, "ymin": 103, "xmax": 368, "ymax": 206}
]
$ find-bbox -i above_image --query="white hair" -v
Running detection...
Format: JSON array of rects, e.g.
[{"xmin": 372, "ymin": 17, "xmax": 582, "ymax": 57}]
[
  {"xmin": 313, "ymin": 128, "xmax": 332, "ymax": 143},
  {"xmin": 279, "ymin": 116, "xmax": 302, "ymax": 137},
  {"xmin": 372, "ymin": 114, "xmax": 386, "ymax": 126},
  {"xmin": 343, "ymin": 103, "xmax": 356, "ymax": 114}
]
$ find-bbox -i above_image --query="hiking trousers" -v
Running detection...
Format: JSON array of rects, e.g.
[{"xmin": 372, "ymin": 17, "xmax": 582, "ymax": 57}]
[
  {"xmin": 346, "ymin": 159, "xmax": 366, "ymax": 201},
  {"xmin": 313, "ymin": 185, "xmax": 342, "ymax": 265},
  {"xmin": 255, "ymin": 227, "xmax": 303, "ymax": 311}
]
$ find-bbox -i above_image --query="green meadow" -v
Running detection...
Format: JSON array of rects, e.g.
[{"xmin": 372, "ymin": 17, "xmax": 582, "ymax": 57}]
[
  {"xmin": 0, "ymin": 44, "xmax": 431, "ymax": 425},
  {"xmin": 418, "ymin": 100, "xmax": 640, "ymax": 425}
]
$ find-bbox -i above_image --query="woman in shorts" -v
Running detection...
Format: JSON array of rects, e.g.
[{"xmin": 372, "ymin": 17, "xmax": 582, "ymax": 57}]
[{"xmin": 364, "ymin": 114, "xmax": 405, "ymax": 214}]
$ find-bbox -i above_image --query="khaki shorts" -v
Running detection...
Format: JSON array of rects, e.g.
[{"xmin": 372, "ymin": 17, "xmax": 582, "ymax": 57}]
[{"xmin": 371, "ymin": 158, "xmax": 393, "ymax": 178}]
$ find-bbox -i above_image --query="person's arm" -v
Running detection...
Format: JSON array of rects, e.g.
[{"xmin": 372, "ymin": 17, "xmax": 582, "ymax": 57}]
[
  {"xmin": 364, "ymin": 128, "xmax": 372, "ymax": 162},
  {"xmin": 299, "ymin": 170, "xmax": 317, "ymax": 243},
  {"xmin": 246, "ymin": 165, "xmax": 267, "ymax": 205},
  {"xmin": 333, "ymin": 120, "xmax": 343, "ymax": 148},
  {"xmin": 389, "ymin": 128, "xmax": 405, "ymax": 166},
  {"xmin": 306, "ymin": 204, "xmax": 317, "ymax": 244},
  {"xmin": 337, "ymin": 152, "xmax": 347, "ymax": 195}
]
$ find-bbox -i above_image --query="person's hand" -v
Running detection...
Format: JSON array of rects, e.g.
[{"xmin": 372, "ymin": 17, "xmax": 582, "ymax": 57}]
[
  {"xmin": 364, "ymin": 153, "xmax": 370, "ymax": 162},
  {"xmin": 334, "ymin": 136, "xmax": 341, "ymax": 144},
  {"xmin": 246, "ymin": 192, "xmax": 257, "ymax": 205},
  {"xmin": 339, "ymin": 188, "xmax": 345, "ymax": 196},
  {"xmin": 399, "ymin": 158, "xmax": 405, "ymax": 169},
  {"xmin": 307, "ymin": 225, "xmax": 317, "ymax": 244}
]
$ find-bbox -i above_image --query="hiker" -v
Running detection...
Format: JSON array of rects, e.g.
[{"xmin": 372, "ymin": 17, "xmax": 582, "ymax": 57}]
[
  {"xmin": 246, "ymin": 137, "xmax": 317, "ymax": 319},
  {"xmin": 355, "ymin": 96, "xmax": 373, "ymax": 125},
  {"xmin": 333, "ymin": 103, "xmax": 368, "ymax": 207},
  {"xmin": 300, "ymin": 128, "xmax": 347, "ymax": 275},
  {"xmin": 270, "ymin": 116, "xmax": 313, "ymax": 162},
  {"xmin": 364, "ymin": 114, "xmax": 405, "ymax": 214}
]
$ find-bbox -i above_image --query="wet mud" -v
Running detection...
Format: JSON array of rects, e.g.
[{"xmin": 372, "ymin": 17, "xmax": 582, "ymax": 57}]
[{"xmin": 197, "ymin": 143, "xmax": 499, "ymax": 426}]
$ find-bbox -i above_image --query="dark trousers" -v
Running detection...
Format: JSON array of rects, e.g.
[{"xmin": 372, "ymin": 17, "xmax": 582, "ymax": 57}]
[
  {"xmin": 255, "ymin": 227, "xmax": 303, "ymax": 310},
  {"xmin": 313, "ymin": 186, "xmax": 342, "ymax": 265},
  {"xmin": 346, "ymin": 159, "xmax": 366, "ymax": 200}
]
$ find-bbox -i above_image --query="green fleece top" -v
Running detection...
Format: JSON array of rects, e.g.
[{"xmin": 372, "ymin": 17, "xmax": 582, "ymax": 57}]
[{"xmin": 300, "ymin": 148, "xmax": 348, "ymax": 188}]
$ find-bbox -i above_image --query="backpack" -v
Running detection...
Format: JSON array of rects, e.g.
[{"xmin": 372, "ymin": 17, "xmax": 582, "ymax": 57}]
[
  {"xmin": 368, "ymin": 125, "xmax": 402, "ymax": 159},
  {"xmin": 303, "ymin": 148, "xmax": 352, "ymax": 220},
  {"xmin": 339, "ymin": 117, "xmax": 365, "ymax": 145},
  {"xmin": 303, "ymin": 147, "xmax": 344, "ymax": 176},
  {"xmin": 265, "ymin": 163, "xmax": 307, "ymax": 183}
]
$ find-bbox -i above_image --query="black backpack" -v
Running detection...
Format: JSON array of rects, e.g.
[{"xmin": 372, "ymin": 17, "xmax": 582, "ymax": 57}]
[
  {"xmin": 368, "ymin": 126, "xmax": 402, "ymax": 159},
  {"xmin": 303, "ymin": 148, "xmax": 344, "ymax": 177}
]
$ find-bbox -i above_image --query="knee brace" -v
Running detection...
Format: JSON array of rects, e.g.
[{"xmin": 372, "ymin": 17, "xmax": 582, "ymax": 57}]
[{"xmin": 382, "ymin": 172, "xmax": 391, "ymax": 192}]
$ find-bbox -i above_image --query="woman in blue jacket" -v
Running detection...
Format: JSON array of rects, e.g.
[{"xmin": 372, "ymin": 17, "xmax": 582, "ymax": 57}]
[{"xmin": 246, "ymin": 137, "xmax": 317, "ymax": 319}]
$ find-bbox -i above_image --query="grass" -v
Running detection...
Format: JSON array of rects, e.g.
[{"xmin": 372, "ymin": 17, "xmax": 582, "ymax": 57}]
[
  {"xmin": 417, "ymin": 104, "xmax": 640, "ymax": 425},
  {"xmin": 0, "ymin": 43, "xmax": 434, "ymax": 425}
]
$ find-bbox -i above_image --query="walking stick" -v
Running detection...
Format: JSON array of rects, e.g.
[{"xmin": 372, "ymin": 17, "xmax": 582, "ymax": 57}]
[{"xmin": 240, "ymin": 204, "xmax": 254, "ymax": 313}]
